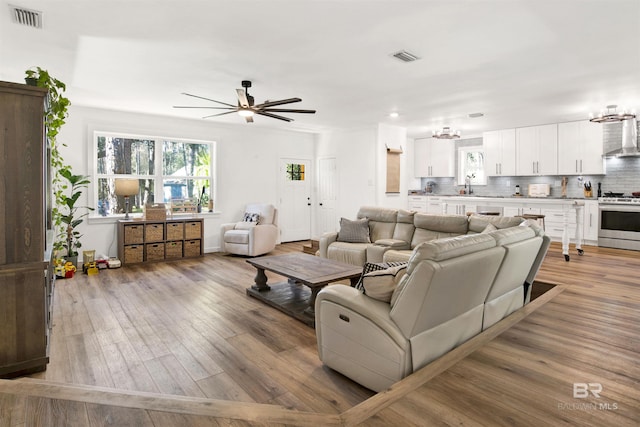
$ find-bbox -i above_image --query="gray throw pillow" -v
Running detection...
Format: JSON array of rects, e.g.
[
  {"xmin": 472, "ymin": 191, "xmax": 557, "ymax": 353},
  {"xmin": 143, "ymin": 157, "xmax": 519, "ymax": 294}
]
[{"xmin": 336, "ymin": 217, "xmax": 370, "ymax": 243}]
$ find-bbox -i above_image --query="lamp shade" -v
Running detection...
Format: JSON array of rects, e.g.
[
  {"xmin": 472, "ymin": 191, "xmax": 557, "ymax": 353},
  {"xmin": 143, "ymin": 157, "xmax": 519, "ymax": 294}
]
[{"xmin": 114, "ymin": 178, "xmax": 139, "ymax": 196}]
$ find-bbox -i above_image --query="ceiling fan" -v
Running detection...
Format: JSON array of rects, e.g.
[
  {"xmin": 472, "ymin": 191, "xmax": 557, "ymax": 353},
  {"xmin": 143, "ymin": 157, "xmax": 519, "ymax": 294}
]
[{"xmin": 173, "ymin": 80, "xmax": 316, "ymax": 123}]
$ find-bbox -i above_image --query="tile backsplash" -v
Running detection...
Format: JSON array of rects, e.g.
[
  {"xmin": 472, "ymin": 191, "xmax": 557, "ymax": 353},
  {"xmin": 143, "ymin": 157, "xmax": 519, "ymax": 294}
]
[{"xmin": 420, "ymin": 122, "xmax": 640, "ymax": 198}]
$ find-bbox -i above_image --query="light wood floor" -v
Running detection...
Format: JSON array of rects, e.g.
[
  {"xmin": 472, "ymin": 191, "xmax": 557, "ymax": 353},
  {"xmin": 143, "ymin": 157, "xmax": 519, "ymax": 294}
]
[{"xmin": 1, "ymin": 242, "xmax": 639, "ymax": 426}]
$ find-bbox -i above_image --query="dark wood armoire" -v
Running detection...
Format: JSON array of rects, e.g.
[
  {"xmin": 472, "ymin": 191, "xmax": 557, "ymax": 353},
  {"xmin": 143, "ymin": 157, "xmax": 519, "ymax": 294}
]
[{"xmin": 0, "ymin": 80, "xmax": 55, "ymax": 378}]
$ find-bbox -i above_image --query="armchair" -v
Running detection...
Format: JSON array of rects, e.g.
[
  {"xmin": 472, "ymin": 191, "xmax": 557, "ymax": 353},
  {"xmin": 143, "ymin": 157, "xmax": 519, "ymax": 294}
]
[{"xmin": 220, "ymin": 203, "xmax": 278, "ymax": 256}]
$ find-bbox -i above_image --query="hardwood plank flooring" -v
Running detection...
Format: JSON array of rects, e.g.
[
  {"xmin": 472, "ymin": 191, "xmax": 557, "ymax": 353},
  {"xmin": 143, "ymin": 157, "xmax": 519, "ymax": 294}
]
[{"xmin": 0, "ymin": 241, "xmax": 638, "ymax": 426}]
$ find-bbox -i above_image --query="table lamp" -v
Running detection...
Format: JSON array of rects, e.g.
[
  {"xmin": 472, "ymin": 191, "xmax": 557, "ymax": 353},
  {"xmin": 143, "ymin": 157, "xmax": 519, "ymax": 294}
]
[{"xmin": 114, "ymin": 178, "xmax": 139, "ymax": 220}]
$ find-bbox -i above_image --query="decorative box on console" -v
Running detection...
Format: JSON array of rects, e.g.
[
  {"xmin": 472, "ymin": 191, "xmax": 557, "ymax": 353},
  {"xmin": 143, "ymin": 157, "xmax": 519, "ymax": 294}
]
[{"xmin": 144, "ymin": 203, "xmax": 167, "ymax": 221}]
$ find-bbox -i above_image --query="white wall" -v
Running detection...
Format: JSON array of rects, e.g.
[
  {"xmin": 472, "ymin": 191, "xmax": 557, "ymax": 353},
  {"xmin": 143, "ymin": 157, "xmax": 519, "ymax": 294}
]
[
  {"xmin": 315, "ymin": 127, "xmax": 377, "ymax": 226},
  {"xmin": 58, "ymin": 106, "xmax": 315, "ymax": 258}
]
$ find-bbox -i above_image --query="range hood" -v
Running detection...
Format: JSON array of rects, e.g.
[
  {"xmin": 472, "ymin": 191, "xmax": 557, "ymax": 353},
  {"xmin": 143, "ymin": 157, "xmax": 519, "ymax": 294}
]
[{"xmin": 603, "ymin": 118, "xmax": 639, "ymax": 158}]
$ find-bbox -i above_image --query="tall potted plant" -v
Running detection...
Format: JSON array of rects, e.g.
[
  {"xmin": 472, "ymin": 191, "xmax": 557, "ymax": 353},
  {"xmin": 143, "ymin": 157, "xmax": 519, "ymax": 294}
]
[
  {"xmin": 58, "ymin": 169, "xmax": 93, "ymax": 265},
  {"xmin": 24, "ymin": 67, "xmax": 88, "ymax": 264}
]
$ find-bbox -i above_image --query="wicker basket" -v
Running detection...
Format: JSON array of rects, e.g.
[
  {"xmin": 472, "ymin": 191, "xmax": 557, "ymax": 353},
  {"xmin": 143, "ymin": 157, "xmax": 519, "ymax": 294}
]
[
  {"xmin": 165, "ymin": 241, "xmax": 183, "ymax": 259},
  {"xmin": 145, "ymin": 243, "xmax": 165, "ymax": 261},
  {"xmin": 124, "ymin": 225, "xmax": 143, "ymax": 245},
  {"xmin": 145, "ymin": 223, "xmax": 164, "ymax": 242},
  {"xmin": 184, "ymin": 221, "xmax": 202, "ymax": 239},
  {"xmin": 124, "ymin": 245, "xmax": 143, "ymax": 263},
  {"xmin": 184, "ymin": 239, "xmax": 201, "ymax": 257},
  {"xmin": 166, "ymin": 222, "xmax": 184, "ymax": 241},
  {"xmin": 144, "ymin": 203, "xmax": 167, "ymax": 221}
]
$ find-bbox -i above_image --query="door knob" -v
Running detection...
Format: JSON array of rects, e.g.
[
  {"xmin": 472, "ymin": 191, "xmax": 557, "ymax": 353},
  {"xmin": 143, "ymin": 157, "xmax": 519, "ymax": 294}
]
[{"xmin": 319, "ymin": 203, "xmax": 323, "ymax": 206}]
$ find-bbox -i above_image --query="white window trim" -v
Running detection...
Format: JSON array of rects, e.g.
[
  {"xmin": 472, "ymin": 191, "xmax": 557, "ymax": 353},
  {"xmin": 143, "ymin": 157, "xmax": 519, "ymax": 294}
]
[
  {"xmin": 90, "ymin": 130, "xmax": 217, "ymax": 217},
  {"xmin": 457, "ymin": 145, "xmax": 487, "ymax": 186}
]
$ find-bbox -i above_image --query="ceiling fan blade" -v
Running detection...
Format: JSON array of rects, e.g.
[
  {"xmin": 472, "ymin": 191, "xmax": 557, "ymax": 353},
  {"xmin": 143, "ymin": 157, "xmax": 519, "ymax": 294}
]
[
  {"xmin": 255, "ymin": 110, "xmax": 293, "ymax": 122},
  {"xmin": 173, "ymin": 106, "xmax": 234, "ymax": 110},
  {"xmin": 262, "ymin": 108, "xmax": 316, "ymax": 114},
  {"xmin": 236, "ymin": 89, "xmax": 250, "ymax": 108},
  {"xmin": 202, "ymin": 110, "xmax": 238, "ymax": 119},
  {"xmin": 245, "ymin": 116, "xmax": 254, "ymax": 123},
  {"xmin": 254, "ymin": 98, "xmax": 302, "ymax": 109},
  {"xmin": 181, "ymin": 92, "xmax": 236, "ymax": 108}
]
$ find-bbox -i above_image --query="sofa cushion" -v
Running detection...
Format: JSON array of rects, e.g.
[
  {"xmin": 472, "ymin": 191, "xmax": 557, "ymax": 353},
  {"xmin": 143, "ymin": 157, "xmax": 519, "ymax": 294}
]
[
  {"xmin": 414, "ymin": 213, "xmax": 469, "ymax": 234},
  {"xmin": 468, "ymin": 215, "xmax": 523, "ymax": 233},
  {"xmin": 234, "ymin": 222, "xmax": 257, "ymax": 230},
  {"xmin": 481, "ymin": 223, "xmax": 497, "ymax": 233},
  {"xmin": 408, "ymin": 233, "xmax": 497, "ymax": 269},
  {"xmin": 361, "ymin": 264, "xmax": 408, "ymax": 302},
  {"xmin": 337, "ymin": 217, "xmax": 371, "ymax": 243},
  {"xmin": 358, "ymin": 206, "xmax": 399, "ymax": 242},
  {"xmin": 327, "ymin": 242, "xmax": 370, "ymax": 266},
  {"xmin": 224, "ymin": 229, "xmax": 250, "ymax": 244},
  {"xmin": 488, "ymin": 225, "xmax": 536, "ymax": 245},
  {"xmin": 244, "ymin": 203, "xmax": 276, "ymax": 225}
]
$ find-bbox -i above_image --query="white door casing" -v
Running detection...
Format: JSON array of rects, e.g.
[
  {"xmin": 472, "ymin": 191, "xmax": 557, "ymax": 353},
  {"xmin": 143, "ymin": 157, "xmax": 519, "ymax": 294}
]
[
  {"xmin": 278, "ymin": 158, "xmax": 311, "ymax": 242},
  {"xmin": 318, "ymin": 157, "xmax": 337, "ymax": 235}
]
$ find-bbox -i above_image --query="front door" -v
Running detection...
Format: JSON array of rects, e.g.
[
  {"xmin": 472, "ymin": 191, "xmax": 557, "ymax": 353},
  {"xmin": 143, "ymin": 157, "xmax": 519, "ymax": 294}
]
[{"xmin": 278, "ymin": 159, "xmax": 311, "ymax": 242}]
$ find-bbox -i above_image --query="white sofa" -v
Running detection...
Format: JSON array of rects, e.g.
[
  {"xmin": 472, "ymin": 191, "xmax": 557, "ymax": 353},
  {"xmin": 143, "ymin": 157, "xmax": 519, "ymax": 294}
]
[
  {"xmin": 315, "ymin": 223, "xmax": 548, "ymax": 392},
  {"xmin": 319, "ymin": 206, "xmax": 525, "ymax": 266},
  {"xmin": 220, "ymin": 203, "xmax": 278, "ymax": 256}
]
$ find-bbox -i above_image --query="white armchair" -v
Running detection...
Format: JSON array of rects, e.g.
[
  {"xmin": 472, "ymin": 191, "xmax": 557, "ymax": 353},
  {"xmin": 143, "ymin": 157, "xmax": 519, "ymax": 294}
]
[{"xmin": 220, "ymin": 204, "xmax": 278, "ymax": 256}]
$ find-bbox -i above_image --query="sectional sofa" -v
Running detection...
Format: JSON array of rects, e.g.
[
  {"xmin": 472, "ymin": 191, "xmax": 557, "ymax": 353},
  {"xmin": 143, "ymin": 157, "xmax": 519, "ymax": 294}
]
[
  {"xmin": 318, "ymin": 206, "xmax": 527, "ymax": 266},
  {"xmin": 314, "ymin": 207, "xmax": 551, "ymax": 391}
]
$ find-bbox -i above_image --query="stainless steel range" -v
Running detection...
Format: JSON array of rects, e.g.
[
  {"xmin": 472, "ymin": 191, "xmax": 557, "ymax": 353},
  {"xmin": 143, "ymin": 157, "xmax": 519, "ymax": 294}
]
[{"xmin": 598, "ymin": 196, "xmax": 640, "ymax": 250}]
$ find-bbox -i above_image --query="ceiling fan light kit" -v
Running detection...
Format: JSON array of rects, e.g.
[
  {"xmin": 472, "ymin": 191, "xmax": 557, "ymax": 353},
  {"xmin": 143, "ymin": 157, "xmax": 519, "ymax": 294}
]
[
  {"xmin": 433, "ymin": 126, "xmax": 461, "ymax": 139},
  {"xmin": 589, "ymin": 104, "xmax": 636, "ymax": 123},
  {"xmin": 174, "ymin": 80, "xmax": 316, "ymax": 123}
]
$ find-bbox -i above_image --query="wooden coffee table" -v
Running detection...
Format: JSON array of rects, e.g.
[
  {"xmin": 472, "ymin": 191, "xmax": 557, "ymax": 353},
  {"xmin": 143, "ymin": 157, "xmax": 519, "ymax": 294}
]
[{"xmin": 246, "ymin": 253, "xmax": 362, "ymax": 327}]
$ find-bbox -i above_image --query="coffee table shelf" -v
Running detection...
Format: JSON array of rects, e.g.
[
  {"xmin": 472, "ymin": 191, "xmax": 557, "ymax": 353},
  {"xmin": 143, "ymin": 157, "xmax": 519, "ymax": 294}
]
[{"xmin": 246, "ymin": 253, "xmax": 361, "ymax": 327}]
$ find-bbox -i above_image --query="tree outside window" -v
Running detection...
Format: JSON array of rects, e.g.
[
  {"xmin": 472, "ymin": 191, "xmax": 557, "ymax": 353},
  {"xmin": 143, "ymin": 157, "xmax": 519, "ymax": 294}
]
[{"xmin": 94, "ymin": 132, "xmax": 214, "ymax": 216}]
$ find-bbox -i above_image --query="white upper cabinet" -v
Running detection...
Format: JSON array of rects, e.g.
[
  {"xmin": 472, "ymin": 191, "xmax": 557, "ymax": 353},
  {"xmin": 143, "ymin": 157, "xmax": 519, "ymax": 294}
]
[
  {"xmin": 557, "ymin": 121, "xmax": 604, "ymax": 175},
  {"xmin": 516, "ymin": 124, "xmax": 558, "ymax": 176},
  {"xmin": 414, "ymin": 138, "xmax": 455, "ymax": 177},
  {"xmin": 483, "ymin": 129, "xmax": 516, "ymax": 176}
]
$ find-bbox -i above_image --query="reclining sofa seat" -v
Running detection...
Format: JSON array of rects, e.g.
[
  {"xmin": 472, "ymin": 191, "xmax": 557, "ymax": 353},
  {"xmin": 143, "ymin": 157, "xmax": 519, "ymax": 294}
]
[
  {"xmin": 315, "ymin": 221, "xmax": 549, "ymax": 392},
  {"xmin": 315, "ymin": 233, "xmax": 506, "ymax": 392}
]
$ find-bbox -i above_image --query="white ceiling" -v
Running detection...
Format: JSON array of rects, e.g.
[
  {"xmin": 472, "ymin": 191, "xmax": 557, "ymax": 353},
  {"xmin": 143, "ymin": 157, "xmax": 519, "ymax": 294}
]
[{"xmin": 2, "ymin": 0, "xmax": 639, "ymax": 138}]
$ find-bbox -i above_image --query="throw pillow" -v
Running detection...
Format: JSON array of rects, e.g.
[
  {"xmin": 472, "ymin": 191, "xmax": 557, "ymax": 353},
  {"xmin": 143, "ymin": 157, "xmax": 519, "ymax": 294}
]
[
  {"xmin": 242, "ymin": 212, "xmax": 261, "ymax": 223},
  {"xmin": 354, "ymin": 261, "xmax": 408, "ymax": 290},
  {"xmin": 336, "ymin": 217, "xmax": 370, "ymax": 243},
  {"xmin": 360, "ymin": 264, "xmax": 408, "ymax": 302}
]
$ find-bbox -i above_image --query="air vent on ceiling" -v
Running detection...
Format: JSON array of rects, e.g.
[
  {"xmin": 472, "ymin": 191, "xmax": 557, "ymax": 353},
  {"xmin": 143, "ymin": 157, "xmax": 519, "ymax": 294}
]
[
  {"xmin": 10, "ymin": 5, "xmax": 43, "ymax": 28},
  {"xmin": 392, "ymin": 50, "xmax": 420, "ymax": 63},
  {"xmin": 468, "ymin": 112, "xmax": 484, "ymax": 118}
]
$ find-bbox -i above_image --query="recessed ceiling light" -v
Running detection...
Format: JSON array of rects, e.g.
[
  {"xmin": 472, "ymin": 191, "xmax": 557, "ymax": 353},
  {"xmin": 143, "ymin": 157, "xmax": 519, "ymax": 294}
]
[{"xmin": 389, "ymin": 112, "xmax": 399, "ymax": 118}]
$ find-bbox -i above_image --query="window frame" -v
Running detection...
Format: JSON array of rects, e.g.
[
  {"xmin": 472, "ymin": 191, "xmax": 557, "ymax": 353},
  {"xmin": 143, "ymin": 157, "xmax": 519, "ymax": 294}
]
[
  {"xmin": 91, "ymin": 130, "xmax": 216, "ymax": 217},
  {"xmin": 457, "ymin": 145, "xmax": 487, "ymax": 186}
]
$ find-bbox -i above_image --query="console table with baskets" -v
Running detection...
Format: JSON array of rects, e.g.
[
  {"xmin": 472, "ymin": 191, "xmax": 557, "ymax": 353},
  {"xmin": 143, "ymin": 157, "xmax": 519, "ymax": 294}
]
[{"xmin": 117, "ymin": 218, "xmax": 204, "ymax": 265}]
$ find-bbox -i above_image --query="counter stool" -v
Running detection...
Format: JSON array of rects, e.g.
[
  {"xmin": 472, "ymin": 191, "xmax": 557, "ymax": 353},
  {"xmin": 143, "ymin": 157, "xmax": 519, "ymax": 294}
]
[{"xmin": 520, "ymin": 213, "xmax": 546, "ymax": 231}]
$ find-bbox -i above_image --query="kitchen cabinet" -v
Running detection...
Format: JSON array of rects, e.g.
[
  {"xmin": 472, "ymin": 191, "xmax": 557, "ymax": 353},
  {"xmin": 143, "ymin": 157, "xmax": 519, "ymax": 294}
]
[
  {"xmin": 483, "ymin": 129, "xmax": 516, "ymax": 176},
  {"xmin": 444, "ymin": 202, "xmax": 472, "ymax": 215},
  {"xmin": 516, "ymin": 124, "xmax": 558, "ymax": 176},
  {"xmin": 583, "ymin": 200, "xmax": 599, "ymax": 242},
  {"xmin": 503, "ymin": 206, "xmax": 541, "ymax": 217},
  {"xmin": 408, "ymin": 196, "xmax": 427, "ymax": 212},
  {"xmin": 414, "ymin": 138, "xmax": 455, "ymax": 177},
  {"xmin": 558, "ymin": 121, "xmax": 604, "ymax": 175},
  {"xmin": 426, "ymin": 197, "xmax": 444, "ymax": 214}
]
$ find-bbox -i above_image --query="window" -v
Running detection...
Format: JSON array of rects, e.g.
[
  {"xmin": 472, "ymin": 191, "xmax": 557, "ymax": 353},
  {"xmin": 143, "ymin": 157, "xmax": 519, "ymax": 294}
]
[
  {"xmin": 457, "ymin": 146, "xmax": 486, "ymax": 186},
  {"xmin": 94, "ymin": 132, "xmax": 215, "ymax": 216},
  {"xmin": 286, "ymin": 163, "xmax": 305, "ymax": 181}
]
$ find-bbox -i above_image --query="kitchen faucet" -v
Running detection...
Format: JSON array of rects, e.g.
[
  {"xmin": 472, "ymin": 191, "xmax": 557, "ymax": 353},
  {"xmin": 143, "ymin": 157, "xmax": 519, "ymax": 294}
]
[{"xmin": 466, "ymin": 174, "xmax": 475, "ymax": 195}]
